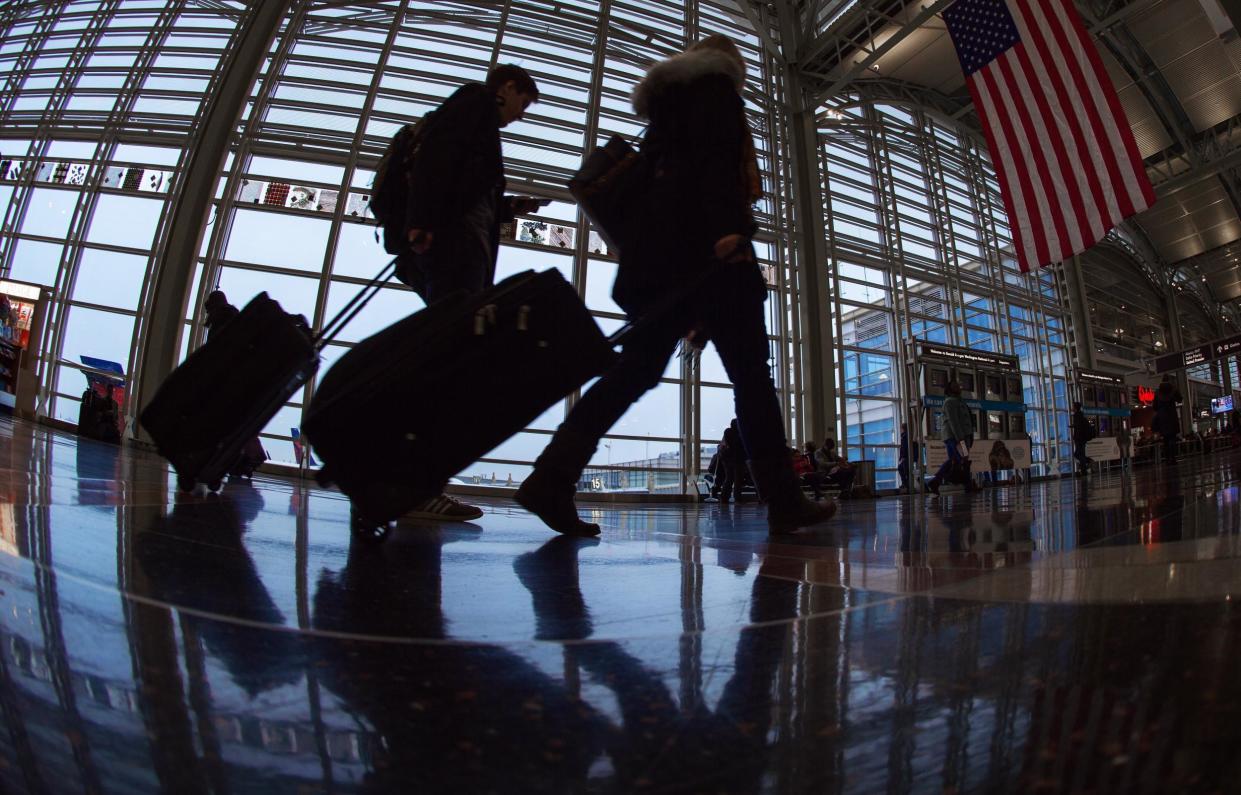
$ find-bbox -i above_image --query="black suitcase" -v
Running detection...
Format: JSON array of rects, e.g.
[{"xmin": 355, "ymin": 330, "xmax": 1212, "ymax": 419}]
[
  {"xmin": 303, "ymin": 269, "xmax": 619, "ymax": 536},
  {"xmin": 140, "ymin": 261, "xmax": 396, "ymax": 491}
]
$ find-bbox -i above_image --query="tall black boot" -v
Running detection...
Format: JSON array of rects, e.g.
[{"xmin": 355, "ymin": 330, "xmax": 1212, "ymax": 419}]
[
  {"xmin": 515, "ymin": 426, "xmax": 601, "ymax": 536},
  {"xmin": 747, "ymin": 455, "xmax": 837, "ymax": 535}
]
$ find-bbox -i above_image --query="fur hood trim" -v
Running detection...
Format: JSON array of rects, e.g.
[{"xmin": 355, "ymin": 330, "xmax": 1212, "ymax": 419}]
[{"xmin": 632, "ymin": 48, "xmax": 744, "ymax": 118}]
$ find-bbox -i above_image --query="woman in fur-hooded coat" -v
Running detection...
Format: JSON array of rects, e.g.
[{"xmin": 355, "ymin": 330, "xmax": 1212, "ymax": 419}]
[
  {"xmin": 514, "ymin": 36, "xmax": 837, "ymax": 537},
  {"xmin": 612, "ymin": 38, "xmax": 763, "ymax": 313}
]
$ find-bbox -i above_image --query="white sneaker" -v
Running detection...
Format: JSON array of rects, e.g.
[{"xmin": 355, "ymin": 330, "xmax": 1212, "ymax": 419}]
[{"xmin": 404, "ymin": 494, "xmax": 483, "ymax": 521}]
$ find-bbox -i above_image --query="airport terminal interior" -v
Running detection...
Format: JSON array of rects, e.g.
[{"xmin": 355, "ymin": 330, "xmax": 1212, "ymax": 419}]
[{"xmin": 3, "ymin": 0, "xmax": 1241, "ymax": 791}]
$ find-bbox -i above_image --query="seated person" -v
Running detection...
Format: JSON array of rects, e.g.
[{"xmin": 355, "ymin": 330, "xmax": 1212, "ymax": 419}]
[
  {"xmin": 794, "ymin": 443, "xmax": 826, "ymax": 498},
  {"xmin": 814, "ymin": 439, "xmax": 856, "ymax": 496}
]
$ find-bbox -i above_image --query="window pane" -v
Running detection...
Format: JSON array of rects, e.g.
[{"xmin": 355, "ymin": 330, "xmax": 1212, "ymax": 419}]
[
  {"xmin": 9, "ymin": 238, "xmax": 64, "ymax": 286},
  {"xmin": 215, "ymin": 267, "xmax": 319, "ymax": 321},
  {"xmin": 73, "ymin": 248, "xmax": 148, "ymax": 310},
  {"xmin": 225, "ymin": 209, "xmax": 330, "ymax": 272},
  {"xmin": 86, "ymin": 193, "xmax": 165, "ymax": 249},
  {"xmin": 60, "ymin": 306, "xmax": 134, "ymax": 370},
  {"xmin": 21, "ymin": 188, "xmax": 79, "ymax": 238},
  {"xmin": 332, "ymin": 220, "xmax": 391, "ymax": 279}
]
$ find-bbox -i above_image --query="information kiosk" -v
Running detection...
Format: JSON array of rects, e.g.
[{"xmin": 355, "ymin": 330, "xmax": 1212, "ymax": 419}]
[
  {"xmin": 1075, "ymin": 368, "xmax": 1130, "ymax": 438},
  {"xmin": 909, "ymin": 342, "xmax": 1029, "ymax": 489}
]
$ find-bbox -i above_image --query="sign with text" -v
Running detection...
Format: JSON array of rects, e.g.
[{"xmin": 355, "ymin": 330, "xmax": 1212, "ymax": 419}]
[
  {"xmin": 924, "ymin": 437, "xmax": 1032, "ymax": 472},
  {"xmin": 1084, "ymin": 437, "xmax": 1121, "ymax": 462},
  {"xmin": 1076, "ymin": 368, "xmax": 1126, "ymax": 386},
  {"xmin": 1182, "ymin": 345, "xmax": 1212, "ymax": 368},
  {"xmin": 1215, "ymin": 336, "xmax": 1241, "ymax": 359},
  {"xmin": 1153, "ymin": 333, "xmax": 1241, "ymax": 374},
  {"xmin": 917, "ymin": 342, "xmax": 1018, "ymax": 370},
  {"xmin": 922, "ymin": 395, "xmax": 1027, "ymax": 413},
  {"xmin": 1082, "ymin": 406, "xmax": 1132, "ymax": 418}
]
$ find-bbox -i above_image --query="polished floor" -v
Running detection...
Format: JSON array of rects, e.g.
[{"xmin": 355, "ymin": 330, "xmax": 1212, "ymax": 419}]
[{"xmin": 1, "ymin": 417, "xmax": 1241, "ymax": 793}]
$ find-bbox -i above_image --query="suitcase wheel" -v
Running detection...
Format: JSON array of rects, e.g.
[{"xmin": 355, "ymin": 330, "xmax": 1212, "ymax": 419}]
[{"xmin": 350, "ymin": 511, "xmax": 392, "ymax": 543}]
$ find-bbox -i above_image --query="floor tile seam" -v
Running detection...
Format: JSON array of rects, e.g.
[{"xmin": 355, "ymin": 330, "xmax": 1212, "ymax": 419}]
[
  {"xmin": 1026, "ymin": 547, "xmax": 1241, "ymax": 571},
  {"xmin": 905, "ymin": 558, "xmax": 1241, "ymax": 606},
  {"xmin": 646, "ymin": 531, "xmax": 1038, "ymax": 575},
  {"xmin": 917, "ymin": 583, "xmax": 1240, "ymax": 607},
  {"xmin": 1036, "ymin": 486, "xmax": 1241, "ymax": 567},
  {"xmin": 908, "ymin": 484, "xmax": 1223, "ymax": 603},
  {"xmin": 0, "ymin": 552, "xmax": 919, "ymax": 648},
  {"xmin": 975, "ymin": 464, "xmax": 1241, "ymax": 572},
  {"xmin": 755, "ymin": 555, "xmax": 1241, "ymax": 605}
]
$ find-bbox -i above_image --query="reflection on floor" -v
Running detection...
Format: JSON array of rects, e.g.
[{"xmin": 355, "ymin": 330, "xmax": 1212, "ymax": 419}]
[{"xmin": 2, "ymin": 415, "xmax": 1241, "ymax": 792}]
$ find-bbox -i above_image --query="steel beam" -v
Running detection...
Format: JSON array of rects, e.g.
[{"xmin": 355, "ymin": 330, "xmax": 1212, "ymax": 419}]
[
  {"xmin": 131, "ymin": 0, "xmax": 295, "ymax": 441},
  {"xmin": 1063, "ymin": 256, "xmax": 1098, "ymax": 370},
  {"xmin": 1153, "ymin": 144, "xmax": 1241, "ymax": 199},
  {"xmin": 784, "ymin": 67, "xmax": 839, "ymax": 444},
  {"xmin": 807, "ymin": 0, "xmax": 955, "ymax": 108}
]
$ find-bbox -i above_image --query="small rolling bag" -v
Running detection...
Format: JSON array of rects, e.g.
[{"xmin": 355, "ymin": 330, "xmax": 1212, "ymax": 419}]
[
  {"xmin": 139, "ymin": 260, "xmax": 396, "ymax": 491},
  {"xmin": 303, "ymin": 268, "xmax": 620, "ymax": 538}
]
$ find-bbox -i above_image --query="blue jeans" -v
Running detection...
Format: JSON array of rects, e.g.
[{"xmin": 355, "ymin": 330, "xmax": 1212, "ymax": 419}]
[
  {"xmin": 934, "ymin": 437, "xmax": 970, "ymax": 482},
  {"xmin": 559, "ymin": 261, "xmax": 784, "ymax": 464}
]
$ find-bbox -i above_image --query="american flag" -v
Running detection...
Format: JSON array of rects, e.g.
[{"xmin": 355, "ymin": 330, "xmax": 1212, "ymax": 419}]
[{"xmin": 943, "ymin": 0, "xmax": 1155, "ymax": 272}]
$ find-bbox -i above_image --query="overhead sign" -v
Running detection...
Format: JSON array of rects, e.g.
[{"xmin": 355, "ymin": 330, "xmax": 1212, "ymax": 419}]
[
  {"xmin": 1082, "ymin": 406, "xmax": 1132, "ymax": 418},
  {"xmin": 1182, "ymin": 345, "xmax": 1212, "ymax": 368},
  {"xmin": 1214, "ymin": 335, "xmax": 1241, "ymax": 359},
  {"xmin": 917, "ymin": 343, "xmax": 1017, "ymax": 370},
  {"xmin": 1076, "ymin": 368, "xmax": 1126, "ymax": 386},
  {"xmin": 1153, "ymin": 333, "xmax": 1241, "ymax": 373}
]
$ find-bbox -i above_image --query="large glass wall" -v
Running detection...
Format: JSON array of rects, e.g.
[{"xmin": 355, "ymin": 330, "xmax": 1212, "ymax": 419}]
[
  {"xmin": 0, "ymin": 0, "xmax": 784, "ymax": 487},
  {"xmin": 0, "ymin": 0, "xmax": 1124, "ymax": 489},
  {"xmin": 0, "ymin": 0, "xmax": 248, "ymax": 428},
  {"xmin": 816, "ymin": 101, "xmax": 1074, "ymax": 483}
]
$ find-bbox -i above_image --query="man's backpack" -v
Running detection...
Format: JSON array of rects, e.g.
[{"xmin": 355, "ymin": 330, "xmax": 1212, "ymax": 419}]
[{"xmin": 370, "ymin": 112, "xmax": 436, "ymax": 256}]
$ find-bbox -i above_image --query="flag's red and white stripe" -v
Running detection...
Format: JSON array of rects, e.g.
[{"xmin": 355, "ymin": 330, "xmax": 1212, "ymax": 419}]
[{"xmin": 959, "ymin": 0, "xmax": 1154, "ymax": 272}]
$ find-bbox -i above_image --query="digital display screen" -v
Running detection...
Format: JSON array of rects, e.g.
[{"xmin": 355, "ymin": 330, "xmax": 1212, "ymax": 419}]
[
  {"xmin": 1211, "ymin": 395, "xmax": 1234, "ymax": 415},
  {"xmin": 957, "ymin": 372, "xmax": 975, "ymax": 392},
  {"xmin": 930, "ymin": 369, "xmax": 948, "ymax": 388}
]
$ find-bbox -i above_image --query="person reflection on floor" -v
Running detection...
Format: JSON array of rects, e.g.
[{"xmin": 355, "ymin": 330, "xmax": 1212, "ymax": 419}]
[
  {"xmin": 311, "ymin": 531, "xmax": 607, "ymax": 792},
  {"xmin": 76, "ymin": 438, "xmax": 122, "ymax": 507},
  {"xmin": 514, "ymin": 536, "xmax": 797, "ymax": 792},
  {"xmin": 312, "ymin": 530, "xmax": 797, "ymax": 792},
  {"xmin": 134, "ymin": 482, "xmax": 305, "ymax": 698}
]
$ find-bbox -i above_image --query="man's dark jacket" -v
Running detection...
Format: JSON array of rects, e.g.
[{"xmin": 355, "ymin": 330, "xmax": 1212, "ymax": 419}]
[
  {"xmin": 1071, "ymin": 410, "xmax": 1094, "ymax": 443},
  {"xmin": 403, "ymin": 83, "xmax": 516, "ymax": 281}
]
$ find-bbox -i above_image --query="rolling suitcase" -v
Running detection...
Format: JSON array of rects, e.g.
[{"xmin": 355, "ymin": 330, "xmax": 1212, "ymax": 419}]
[
  {"xmin": 303, "ymin": 268, "xmax": 621, "ymax": 538},
  {"xmin": 140, "ymin": 260, "xmax": 396, "ymax": 492}
]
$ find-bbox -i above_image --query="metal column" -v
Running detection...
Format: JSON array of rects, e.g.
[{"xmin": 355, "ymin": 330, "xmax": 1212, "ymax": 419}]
[
  {"xmin": 781, "ymin": 67, "xmax": 837, "ymax": 445},
  {"xmin": 1062, "ymin": 255, "xmax": 1097, "ymax": 370},
  {"xmin": 1164, "ymin": 286, "xmax": 1193, "ymax": 434},
  {"xmin": 130, "ymin": 0, "xmax": 295, "ymax": 441}
]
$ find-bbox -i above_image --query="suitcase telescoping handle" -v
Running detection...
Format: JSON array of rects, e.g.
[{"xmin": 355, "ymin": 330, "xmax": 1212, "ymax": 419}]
[{"xmin": 314, "ymin": 257, "xmax": 398, "ymax": 351}]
